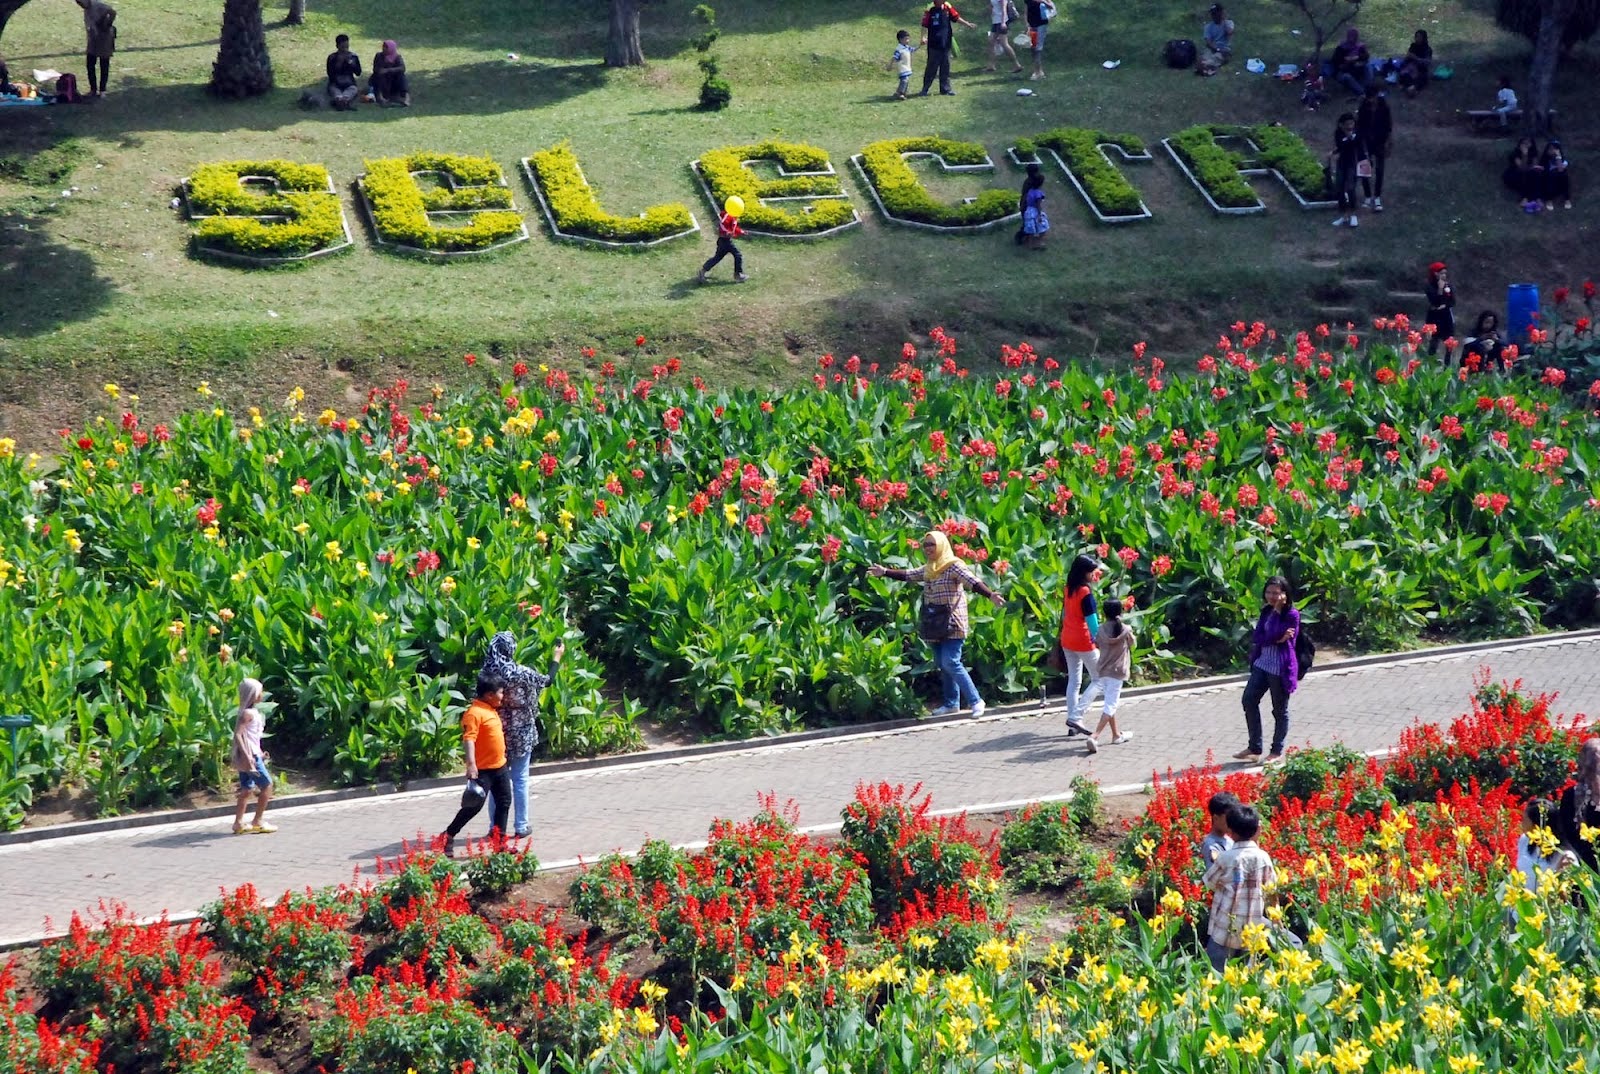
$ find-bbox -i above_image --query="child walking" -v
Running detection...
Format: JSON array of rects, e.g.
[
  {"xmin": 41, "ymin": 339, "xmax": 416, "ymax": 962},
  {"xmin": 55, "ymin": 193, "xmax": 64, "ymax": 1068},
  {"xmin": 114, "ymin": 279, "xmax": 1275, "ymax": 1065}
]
[
  {"xmin": 1202, "ymin": 803, "xmax": 1277, "ymax": 970},
  {"xmin": 697, "ymin": 205, "xmax": 747, "ymax": 284},
  {"xmin": 231, "ymin": 678, "xmax": 276, "ymax": 835},
  {"xmin": 439, "ymin": 674, "xmax": 511, "ymax": 857},
  {"xmin": 1020, "ymin": 162, "xmax": 1049, "ymax": 249},
  {"xmin": 1081, "ymin": 597, "xmax": 1133, "ymax": 754},
  {"xmin": 1517, "ymin": 798, "xmax": 1578, "ymax": 894},
  {"xmin": 888, "ymin": 29, "xmax": 917, "ymax": 99}
]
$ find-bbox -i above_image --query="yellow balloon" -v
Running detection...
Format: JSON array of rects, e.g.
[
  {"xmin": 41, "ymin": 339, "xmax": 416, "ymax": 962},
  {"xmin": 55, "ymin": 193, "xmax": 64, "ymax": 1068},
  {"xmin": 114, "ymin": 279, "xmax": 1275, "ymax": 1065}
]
[{"xmin": 724, "ymin": 195, "xmax": 746, "ymax": 217}]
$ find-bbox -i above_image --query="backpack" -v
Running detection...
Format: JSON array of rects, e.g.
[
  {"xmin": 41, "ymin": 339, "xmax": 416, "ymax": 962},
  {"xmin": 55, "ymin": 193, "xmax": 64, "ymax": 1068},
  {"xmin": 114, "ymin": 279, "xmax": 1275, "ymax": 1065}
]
[
  {"xmin": 1164, "ymin": 39, "xmax": 1197, "ymax": 69},
  {"xmin": 1294, "ymin": 628, "xmax": 1315, "ymax": 681},
  {"xmin": 55, "ymin": 73, "xmax": 80, "ymax": 102}
]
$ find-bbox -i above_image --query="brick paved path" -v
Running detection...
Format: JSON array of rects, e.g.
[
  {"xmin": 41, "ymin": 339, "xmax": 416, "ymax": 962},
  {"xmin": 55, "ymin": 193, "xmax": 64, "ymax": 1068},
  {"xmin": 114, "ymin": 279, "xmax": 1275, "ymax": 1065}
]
[{"xmin": 2, "ymin": 634, "xmax": 1596, "ymax": 947}]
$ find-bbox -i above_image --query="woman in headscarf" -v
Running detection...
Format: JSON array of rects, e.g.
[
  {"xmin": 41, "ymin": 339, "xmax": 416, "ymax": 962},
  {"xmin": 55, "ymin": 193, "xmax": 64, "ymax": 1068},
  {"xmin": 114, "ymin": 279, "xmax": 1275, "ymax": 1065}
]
[
  {"xmin": 230, "ymin": 677, "xmax": 276, "ymax": 834},
  {"xmin": 368, "ymin": 39, "xmax": 409, "ymax": 106},
  {"xmin": 869, "ymin": 530, "xmax": 1007, "ymax": 718},
  {"xmin": 1557, "ymin": 739, "xmax": 1600, "ymax": 873},
  {"xmin": 478, "ymin": 631, "xmax": 563, "ymax": 838},
  {"xmin": 1330, "ymin": 27, "xmax": 1370, "ymax": 96}
]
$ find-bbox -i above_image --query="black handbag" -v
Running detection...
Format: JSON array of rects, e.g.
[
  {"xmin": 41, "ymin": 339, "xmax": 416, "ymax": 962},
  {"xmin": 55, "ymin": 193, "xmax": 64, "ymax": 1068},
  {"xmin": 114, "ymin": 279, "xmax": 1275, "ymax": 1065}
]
[{"xmin": 918, "ymin": 602, "xmax": 959, "ymax": 641}]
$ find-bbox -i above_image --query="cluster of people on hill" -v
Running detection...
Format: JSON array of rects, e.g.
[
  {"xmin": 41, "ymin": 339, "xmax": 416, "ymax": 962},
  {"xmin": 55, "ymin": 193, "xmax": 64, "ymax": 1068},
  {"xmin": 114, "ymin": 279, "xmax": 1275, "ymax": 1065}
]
[
  {"xmin": 1504, "ymin": 136, "xmax": 1574, "ymax": 212},
  {"xmin": 325, "ymin": 33, "xmax": 410, "ymax": 110},
  {"xmin": 887, "ymin": 0, "xmax": 1053, "ymax": 98}
]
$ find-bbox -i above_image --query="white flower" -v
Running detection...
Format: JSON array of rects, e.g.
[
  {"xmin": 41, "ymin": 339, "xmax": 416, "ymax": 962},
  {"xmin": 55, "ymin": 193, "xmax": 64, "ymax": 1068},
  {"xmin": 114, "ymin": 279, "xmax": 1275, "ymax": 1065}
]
[
  {"xmin": 28, "ymin": 480, "xmax": 47, "ymax": 498},
  {"xmin": 22, "ymin": 513, "xmax": 37, "ymax": 534}
]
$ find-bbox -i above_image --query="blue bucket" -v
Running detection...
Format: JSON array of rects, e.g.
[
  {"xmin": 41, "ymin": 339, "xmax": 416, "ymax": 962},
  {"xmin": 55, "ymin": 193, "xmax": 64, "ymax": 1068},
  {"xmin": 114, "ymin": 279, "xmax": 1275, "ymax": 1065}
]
[{"xmin": 1506, "ymin": 283, "xmax": 1540, "ymax": 345}]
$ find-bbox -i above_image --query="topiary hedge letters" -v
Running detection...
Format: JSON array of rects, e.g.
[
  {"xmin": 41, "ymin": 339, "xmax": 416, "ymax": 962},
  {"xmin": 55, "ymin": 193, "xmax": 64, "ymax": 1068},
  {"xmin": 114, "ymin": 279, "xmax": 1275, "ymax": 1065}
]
[
  {"xmin": 183, "ymin": 160, "xmax": 351, "ymax": 262},
  {"xmin": 852, "ymin": 137, "xmax": 1018, "ymax": 230},
  {"xmin": 359, "ymin": 152, "xmax": 527, "ymax": 255},
  {"xmin": 693, "ymin": 141, "xmax": 859, "ymax": 236},
  {"xmin": 525, "ymin": 141, "xmax": 697, "ymax": 247},
  {"xmin": 1165, "ymin": 124, "xmax": 1333, "ymax": 214}
]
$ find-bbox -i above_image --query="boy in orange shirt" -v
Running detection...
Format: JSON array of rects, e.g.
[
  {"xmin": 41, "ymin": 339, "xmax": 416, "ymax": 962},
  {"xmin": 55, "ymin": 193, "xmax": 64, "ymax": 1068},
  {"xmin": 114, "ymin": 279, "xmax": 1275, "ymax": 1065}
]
[{"xmin": 440, "ymin": 674, "xmax": 509, "ymax": 856}]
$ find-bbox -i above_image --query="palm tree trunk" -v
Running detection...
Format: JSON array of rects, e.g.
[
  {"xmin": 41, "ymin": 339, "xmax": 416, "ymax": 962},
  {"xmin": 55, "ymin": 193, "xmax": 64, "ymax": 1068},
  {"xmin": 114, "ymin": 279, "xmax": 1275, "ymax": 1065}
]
[
  {"xmin": 606, "ymin": 0, "xmax": 646, "ymax": 66},
  {"xmin": 211, "ymin": 0, "xmax": 275, "ymax": 98}
]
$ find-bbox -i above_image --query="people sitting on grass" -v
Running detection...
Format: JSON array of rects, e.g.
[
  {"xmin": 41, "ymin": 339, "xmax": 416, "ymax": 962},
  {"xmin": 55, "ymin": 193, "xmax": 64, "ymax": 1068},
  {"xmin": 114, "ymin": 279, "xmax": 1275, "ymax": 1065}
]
[
  {"xmin": 0, "ymin": 62, "xmax": 21, "ymax": 97},
  {"xmin": 1504, "ymin": 136, "xmax": 1542, "ymax": 212},
  {"xmin": 1198, "ymin": 5, "xmax": 1234, "ymax": 75},
  {"xmin": 1492, "ymin": 75, "xmax": 1518, "ymax": 125},
  {"xmin": 326, "ymin": 33, "xmax": 362, "ymax": 110},
  {"xmin": 1329, "ymin": 28, "xmax": 1370, "ymax": 97},
  {"xmin": 365, "ymin": 40, "xmax": 409, "ymax": 106},
  {"xmin": 1397, "ymin": 30, "xmax": 1432, "ymax": 95},
  {"xmin": 1540, "ymin": 140, "xmax": 1572, "ymax": 211},
  {"xmin": 1461, "ymin": 310, "xmax": 1504, "ymax": 368}
]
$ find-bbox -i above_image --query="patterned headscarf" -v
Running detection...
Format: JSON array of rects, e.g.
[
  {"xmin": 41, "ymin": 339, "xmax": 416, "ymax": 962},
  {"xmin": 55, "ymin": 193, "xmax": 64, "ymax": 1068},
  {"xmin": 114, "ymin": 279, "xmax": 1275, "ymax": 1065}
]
[{"xmin": 922, "ymin": 530, "xmax": 960, "ymax": 579}]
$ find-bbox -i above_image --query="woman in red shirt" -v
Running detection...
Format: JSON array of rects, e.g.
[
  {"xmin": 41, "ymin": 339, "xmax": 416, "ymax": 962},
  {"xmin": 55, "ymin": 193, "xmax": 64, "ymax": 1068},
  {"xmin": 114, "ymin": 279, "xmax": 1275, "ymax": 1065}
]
[{"xmin": 1058, "ymin": 554, "xmax": 1102, "ymax": 734}]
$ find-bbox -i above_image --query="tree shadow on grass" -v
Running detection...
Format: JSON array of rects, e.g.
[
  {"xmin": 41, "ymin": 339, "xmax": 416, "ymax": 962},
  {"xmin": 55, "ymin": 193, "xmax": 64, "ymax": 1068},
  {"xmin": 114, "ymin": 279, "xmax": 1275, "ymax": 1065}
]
[{"xmin": 0, "ymin": 207, "xmax": 116, "ymax": 339}]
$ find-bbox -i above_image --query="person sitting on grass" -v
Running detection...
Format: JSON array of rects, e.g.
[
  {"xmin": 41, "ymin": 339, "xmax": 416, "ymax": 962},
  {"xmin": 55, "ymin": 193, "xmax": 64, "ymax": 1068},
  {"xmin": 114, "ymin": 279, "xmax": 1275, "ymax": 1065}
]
[
  {"xmin": 1199, "ymin": 5, "xmax": 1234, "ymax": 74},
  {"xmin": 1329, "ymin": 28, "xmax": 1370, "ymax": 97},
  {"xmin": 1461, "ymin": 310, "xmax": 1504, "ymax": 369},
  {"xmin": 325, "ymin": 33, "xmax": 362, "ymax": 110},
  {"xmin": 1540, "ymin": 140, "xmax": 1572, "ymax": 211},
  {"xmin": 0, "ymin": 62, "xmax": 22, "ymax": 97},
  {"xmin": 1504, "ymin": 136, "xmax": 1541, "ymax": 212},
  {"xmin": 1202, "ymin": 803, "xmax": 1277, "ymax": 971},
  {"xmin": 1200, "ymin": 792, "xmax": 1240, "ymax": 866},
  {"xmin": 231, "ymin": 678, "xmax": 276, "ymax": 835},
  {"xmin": 365, "ymin": 40, "xmax": 409, "ymax": 106},
  {"xmin": 1397, "ymin": 30, "xmax": 1432, "ymax": 95},
  {"xmin": 439, "ymin": 673, "xmax": 510, "ymax": 857}
]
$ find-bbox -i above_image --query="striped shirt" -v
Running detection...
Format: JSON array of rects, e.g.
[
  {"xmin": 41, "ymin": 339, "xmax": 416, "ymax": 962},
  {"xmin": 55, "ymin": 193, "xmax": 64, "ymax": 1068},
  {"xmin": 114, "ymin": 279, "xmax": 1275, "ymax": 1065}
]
[
  {"xmin": 1203, "ymin": 840, "xmax": 1277, "ymax": 949},
  {"xmin": 1253, "ymin": 644, "xmax": 1284, "ymax": 677},
  {"xmin": 889, "ymin": 562, "xmax": 989, "ymax": 638}
]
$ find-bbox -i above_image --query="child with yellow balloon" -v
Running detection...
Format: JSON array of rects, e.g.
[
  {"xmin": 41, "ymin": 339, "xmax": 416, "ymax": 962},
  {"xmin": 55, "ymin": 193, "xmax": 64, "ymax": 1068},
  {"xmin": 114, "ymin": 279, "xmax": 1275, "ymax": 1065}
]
[{"xmin": 697, "ymin": 195, "xmax": 748, "ymax": 284}]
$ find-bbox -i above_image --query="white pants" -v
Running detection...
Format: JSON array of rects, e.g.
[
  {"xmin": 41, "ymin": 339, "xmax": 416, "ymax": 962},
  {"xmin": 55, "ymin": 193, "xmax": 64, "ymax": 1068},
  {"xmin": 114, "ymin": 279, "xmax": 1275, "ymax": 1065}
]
[
  {"xmin": 1085, "ymin": 676, "xmax": 1124, "ymax": 719},
  {"xmin": 1064, "ymin": 648, "xmax": 1097, "ymax": 722}
]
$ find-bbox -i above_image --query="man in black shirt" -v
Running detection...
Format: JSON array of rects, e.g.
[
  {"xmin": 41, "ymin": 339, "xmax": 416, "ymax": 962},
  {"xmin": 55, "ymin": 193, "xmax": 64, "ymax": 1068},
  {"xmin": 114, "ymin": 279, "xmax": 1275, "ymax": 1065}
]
[
  {"xmin": 326, "ymin": 33, "xmax": 362, "ymax": 110},
  {"xmin": 919, "ymin": 1, "xmax": 978, "ymax": 96}
]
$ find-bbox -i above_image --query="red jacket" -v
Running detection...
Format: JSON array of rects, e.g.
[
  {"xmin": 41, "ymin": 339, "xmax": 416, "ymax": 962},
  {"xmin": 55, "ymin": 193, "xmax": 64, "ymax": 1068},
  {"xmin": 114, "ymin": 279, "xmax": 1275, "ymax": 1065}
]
[{"xmin": 717, "ymin": 212, "xmax": 744, "ymax": 238}]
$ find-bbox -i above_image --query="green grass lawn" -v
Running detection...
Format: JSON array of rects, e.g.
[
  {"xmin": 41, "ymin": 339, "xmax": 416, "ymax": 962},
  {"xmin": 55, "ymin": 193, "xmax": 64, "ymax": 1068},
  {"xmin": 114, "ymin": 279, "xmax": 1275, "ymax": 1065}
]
[{"xmin": 0, "ymin": 0, "xmax": 1595, "ymax": 442}]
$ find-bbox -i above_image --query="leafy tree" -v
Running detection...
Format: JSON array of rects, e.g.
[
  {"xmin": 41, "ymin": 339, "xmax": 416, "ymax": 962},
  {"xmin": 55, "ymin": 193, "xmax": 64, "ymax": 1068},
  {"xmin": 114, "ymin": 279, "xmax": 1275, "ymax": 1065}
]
[
  {"xmin": 210, "ymin": 0, "xmax": 274, "ymax": 98},
  {"xmin": 1280, "ymin": 0, "xmax": 1363, "ymax": 62},
  {"xmin": 1496, "ymin": 0, "xmax": 1600, "ymax": 49},
  {"xmin": 693, "ymin": 4, "xmax": 729, "ymax": 110},
  {"xmin": 1497, "ymin": 0, "xmax": 1598, "ymax": 132}
]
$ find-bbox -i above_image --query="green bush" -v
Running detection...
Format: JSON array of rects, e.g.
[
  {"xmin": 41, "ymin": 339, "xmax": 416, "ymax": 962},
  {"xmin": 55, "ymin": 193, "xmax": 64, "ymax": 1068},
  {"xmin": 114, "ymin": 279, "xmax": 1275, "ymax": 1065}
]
[
  {"xmin": 697, "ymin": 141, "xmax": 856, "ymax": 234},
  {"xmin": 459, "ymin": 840, "xmax": 541, "ymax": 898},
  {"xmin": 362, "ymin": 153, "xmax": 524, "ymax": 252},
  {"xmin": 186, "ymin": 160, "xmax": 347, "ymax": 259},
  {"xmin": 528, "ymin": 141, "xmax": 695, "ymax": 243},
  {"xmin": 1245, "ymin": 123, "xmax": 1327, "ymax": 200},
  {"xmin": 1167, "ymin": 125, "xmax": 1258, "ymax": 208},
  {"xmin": 999, "ymin": 802, "xmax": 1091, "ymax": 891},
  {"xmin": 1067, "ymin": 774, "xmax": 1102, "ymax": 830},
  {"xmin": 1031, "ymin": 128, "xmax": 1149, "ymax": 218},
  {"xmin": 857, "ymin": 137, "xmax": 1017, "ymax": 227},
  {"xmin": 1259, "ymin": 742, "xmax": 1394, "ymax": 816},
  {"xmin": 314, "ymin": 973, "xmax": 521, "ymax": 1074}
]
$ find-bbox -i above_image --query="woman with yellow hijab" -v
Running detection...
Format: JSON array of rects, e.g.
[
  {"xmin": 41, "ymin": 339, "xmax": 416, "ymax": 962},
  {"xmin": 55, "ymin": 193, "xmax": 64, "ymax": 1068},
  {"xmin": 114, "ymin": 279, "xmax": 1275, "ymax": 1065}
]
[{"xmin": 869, "ymin": 530, "xmax": 1007, "ymax": 717}]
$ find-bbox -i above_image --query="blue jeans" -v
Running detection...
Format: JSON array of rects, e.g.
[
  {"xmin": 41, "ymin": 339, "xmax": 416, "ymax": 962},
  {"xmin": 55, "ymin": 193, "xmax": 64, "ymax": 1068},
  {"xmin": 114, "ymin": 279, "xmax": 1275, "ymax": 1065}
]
[
  {"xmin": 1335, "ymin": 69, "xmax": 1368, "ymax": 95},
  {"xmin": 1206, "ymin": 937, "xmax": 1241, "ymax": 972},
  {"xmin": 487, "ymin": 751, "xmax": 532, "ymax": 837},
  {"xmin": 1242, "ymin": 666, "xmax": 1290, "ymax": 755},
  {"xmin": 931, "ymin": 638, "xmax": 981, "ymax": 708}
]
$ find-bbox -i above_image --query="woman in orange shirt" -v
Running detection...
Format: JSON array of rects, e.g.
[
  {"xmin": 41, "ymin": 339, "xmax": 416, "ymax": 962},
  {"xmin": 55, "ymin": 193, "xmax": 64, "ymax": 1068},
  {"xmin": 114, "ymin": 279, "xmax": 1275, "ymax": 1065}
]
[{"xmin": 1058, "ymin": 554, "xmax": 1102, "ymax": 735}]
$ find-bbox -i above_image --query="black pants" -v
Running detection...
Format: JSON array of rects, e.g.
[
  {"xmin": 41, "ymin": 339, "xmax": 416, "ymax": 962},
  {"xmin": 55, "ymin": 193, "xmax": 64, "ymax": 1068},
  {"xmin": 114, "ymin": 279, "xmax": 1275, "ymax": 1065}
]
[
  {"xmin": 1426, "ymin": 313, "xmax": 1453, "ymax": 355},
  {"xmin": 1334, "ymin": 161, "xmax": 1359, "ymax": 211},
  {"xmin": 87, "ymin": 53, "xmax": 110, "ymax": 94},
  {"xmin": 1360, "ymin": 151, "xmax": 1386, "ymax": 198},
  {"xmin": 1544, "ymin": 170, "xmax": 1570, "ymax": 201},
  {"xmin": 1242, "ymin": 666, "xmax": 1290, "ymax": 755},
  {"xmin": 921, "ymin": 45, "xmax": 952, "ymax": 94},
  {"xmin": 444, "ymin": 763, "xmax": 510, "ymax": 840},
  {"xmin": 371, "ymin": 69, "xmax": 409, "ymax": 99},
  {"xmin": 701, "ymin": 234, "xmax": 742, "ymax": 276}
]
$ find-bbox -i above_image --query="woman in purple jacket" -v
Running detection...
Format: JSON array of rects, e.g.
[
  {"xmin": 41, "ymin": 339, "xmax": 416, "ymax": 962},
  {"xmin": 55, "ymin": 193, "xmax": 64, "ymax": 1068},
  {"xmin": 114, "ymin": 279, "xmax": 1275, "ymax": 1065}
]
[{"xmin": 1234, "ymin": 575, "xmax": 1300, "ymax": 764}]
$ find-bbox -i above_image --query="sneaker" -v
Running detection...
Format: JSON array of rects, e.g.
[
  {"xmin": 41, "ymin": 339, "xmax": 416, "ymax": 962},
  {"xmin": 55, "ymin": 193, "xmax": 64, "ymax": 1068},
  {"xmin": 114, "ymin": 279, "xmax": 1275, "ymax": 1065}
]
[
  {"xmin": 917, "ymin": 89, "xmax": 930, "ymax": 97},
  {"xmin": 1084, "ymin": 736, "xmax": 1100, "ymax": 755},
  {"xmin": 893, "ymin": 92, "xmax": 907, "ymax": 100},
  {"xmin": 1361, "ymin": 196, "xmax": 1372, "ymax": 209},
  {"xmin": 928, "ymin": 704, "xmax": 960, "ymax": 717},
  {"xmin": 1029, "ymin": 71, "xmax": 1043, "ymax": 81},
  {"xmin": 1232, "ymin": 749, "xmax": 1262, "ymax": 762},
  {"xmin": 1332, "ymin": 216, "xmax": 1348, "ymax": 227},
  {"xmin": 735, "ymin": 272, "xmax": 749, "ymax": 282},
  {"xmin": 1564, "ymin": 200, "xmax": 1573, "ymax": 210},
  {"xmin": 696, "ymin": 269, "xmax": 707, "ymax": 284},
  {"xmin": 247, "ymin": 822, "xmax": 278, "ymax": 834},
  {"xmin": 1348, "ymin": 215, "xmax": 1359, "ymax": 227},
  {"xmin": 1112, "ymin": 732, "xmax": 1133, "ymax": 746},
  {"xmin": 970, "ymin": 700, "xmax": 987, "ymax": 719},
  {"xmin": 940, "ymin": 89, "xmax": 956, "ymax": 95},
  {"xmin": 1373, "ymin": 197, "xmax": 1384, "ymax": 212}
]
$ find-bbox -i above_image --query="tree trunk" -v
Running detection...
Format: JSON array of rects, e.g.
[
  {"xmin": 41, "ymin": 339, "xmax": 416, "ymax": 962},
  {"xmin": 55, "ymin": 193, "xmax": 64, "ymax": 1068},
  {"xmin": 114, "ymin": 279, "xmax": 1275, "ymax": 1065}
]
[
  {"xmin": 286, "ymin": 0, "xmax": 305, "ymax": 25},
  {"xmin": 606, "ymin": 0, "xmax": 645, "ymax": 67},
  {"xmin": 1527, "ymin": 0, "xmax": 1573, "ymax": 133},
  {"xmin": 210, "ymin": 0, "xmax": 275, "ymax": 98},
  {"xmin": 0, "ymin": 0, "xmax": 37, "ymax": 46}
]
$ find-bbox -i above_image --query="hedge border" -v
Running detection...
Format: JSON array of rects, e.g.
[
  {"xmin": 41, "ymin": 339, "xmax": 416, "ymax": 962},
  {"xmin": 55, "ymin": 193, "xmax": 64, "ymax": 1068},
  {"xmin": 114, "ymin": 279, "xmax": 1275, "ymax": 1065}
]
[
  {"xmin": 181, "ymin": 168, "xmax": 354, "ymax": 265},
  {"xmin": 688, "ymin": 153, "xmax": 861, "ymax": 240},
  {"xmin": 1164, "ymin": 126, "xmax": 1337, "ymax": 217},
  {"xmin": 357, "ymin": 156, "xmax": 529, "ymax": 258},
  {"xmin": 521, "ymin": 149, "xmax": 699, "ymax": 250},
  {"xmin": 849, "ymin": 145, "xmax": 1019, "ymax": 233},
  {"xmin": 1006, "ymin": 141, "xmax": 1153, "ymax": 225}
]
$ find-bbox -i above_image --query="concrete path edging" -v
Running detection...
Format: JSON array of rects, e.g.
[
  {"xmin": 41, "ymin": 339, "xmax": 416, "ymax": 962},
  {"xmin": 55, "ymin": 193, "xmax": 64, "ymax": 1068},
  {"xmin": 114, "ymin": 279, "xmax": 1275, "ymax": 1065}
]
[{"xmin": 4, "ymin": 626, "xmax": 1596, "ymax": 848}]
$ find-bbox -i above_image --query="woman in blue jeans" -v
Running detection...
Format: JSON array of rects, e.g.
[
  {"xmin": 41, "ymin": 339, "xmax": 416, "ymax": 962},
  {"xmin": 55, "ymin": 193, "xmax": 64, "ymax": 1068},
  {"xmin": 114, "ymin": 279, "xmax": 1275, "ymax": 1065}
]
[
  {"xmin": 1234, "ymin": 576, "xmax": 1300, "ymax": 764},
  {"xmin": 479, "ymin": 630, "xmax": 563, "ymax": 838},
  {"xmin": 869, "ymin": 530, "xmax": 1007, "ymax": 718}
]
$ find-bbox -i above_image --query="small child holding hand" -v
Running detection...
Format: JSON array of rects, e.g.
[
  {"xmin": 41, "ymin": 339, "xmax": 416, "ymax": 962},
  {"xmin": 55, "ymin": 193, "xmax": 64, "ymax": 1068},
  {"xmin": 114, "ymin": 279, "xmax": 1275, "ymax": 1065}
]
[{"xmin": 888, "ymin": 29, "xmax": 916, "ymax": 100}]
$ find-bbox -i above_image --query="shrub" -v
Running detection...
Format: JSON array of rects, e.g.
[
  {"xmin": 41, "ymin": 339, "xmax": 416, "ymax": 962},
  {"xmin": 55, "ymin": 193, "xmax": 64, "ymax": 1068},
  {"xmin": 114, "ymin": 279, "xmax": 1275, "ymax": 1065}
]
[
  {"xmin": 1246, "ymin": 123, "xmax": 1327, "ymax": 200},
  {"xmin": 314, "ymin": 962, "xmax": 520, "ymax": 1074},
  {"xmin": 1030, "ymin": 128, "xmax": 1149, "ymax": 218},
  {"xmin": 696, "ymin": 141, "xmax": 856, "ymax": 234},
  {"xmin": 527, "ymin": 141, "xmax": 695, "ymax": 244},
  {"xmin": 1167, "ymin": 125, "xmax": 1258, "ymax": 208},
  {"xmin": 1066, "ymin": 774, "xmax": 1102, "ymax": 830},
  {"xmin": 186, "ymin": 160, "xmax": 347, "ymax": 259},
  {"xmin": 358, "ymin": 844, "xmax": 460, "ymax": 931},
  {"xmin": 202, "ymin": 883, "xmax": 358, "ymax": 1009},
  {"xmin": 1258, "ymin": 741, "xmax": 1377, "ymax": 812},
  {"xmin": 384, "ymin": 876, "xmax": 497, "ymax": 974},
  {"xmin": 856, "ymin": 137, "xmax": 1018, "ymax": 227},
  {"xmin": 0, "ymin": 961, "xmax": 100, "ymax": 1074},
  {"xmin": 999, "ymin": 802, "xmax": 1092, "ymax": 891},
  {"xmin": 841, "ymin": 782, "xmax": 1005, "ymax": 922},
  {"xmin": 459, "ymin": 837, "xmax": 541, "ymax": 898},
  {"xmin": 361, "ymin": 153, "xmax": 525, "ymax": 252},
  {"xmin": 568, "ymin": 838, "xmax": 683, "ymax": 937}
]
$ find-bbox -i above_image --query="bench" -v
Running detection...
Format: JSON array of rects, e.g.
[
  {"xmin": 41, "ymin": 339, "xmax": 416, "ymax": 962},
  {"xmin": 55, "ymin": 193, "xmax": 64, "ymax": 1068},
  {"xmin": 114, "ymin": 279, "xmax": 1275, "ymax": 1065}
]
[{"xmin": 1467, "ymin": 108, "xmax": 1557, "ymax": 133}]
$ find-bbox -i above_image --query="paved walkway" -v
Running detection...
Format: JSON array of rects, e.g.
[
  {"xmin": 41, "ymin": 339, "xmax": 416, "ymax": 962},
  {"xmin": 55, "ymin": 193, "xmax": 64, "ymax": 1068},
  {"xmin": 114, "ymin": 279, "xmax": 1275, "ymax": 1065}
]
[{"xmin": 2, "ymin": 634, "xmax": 1597, "ymax": 947}]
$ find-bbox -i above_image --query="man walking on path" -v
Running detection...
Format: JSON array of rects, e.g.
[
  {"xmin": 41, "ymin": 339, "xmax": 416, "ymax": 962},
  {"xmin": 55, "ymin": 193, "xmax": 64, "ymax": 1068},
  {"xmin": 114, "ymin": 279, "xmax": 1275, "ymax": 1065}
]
[{"xmin": 919, "ymin": 0, "xmax": 978, "ymax": 96}]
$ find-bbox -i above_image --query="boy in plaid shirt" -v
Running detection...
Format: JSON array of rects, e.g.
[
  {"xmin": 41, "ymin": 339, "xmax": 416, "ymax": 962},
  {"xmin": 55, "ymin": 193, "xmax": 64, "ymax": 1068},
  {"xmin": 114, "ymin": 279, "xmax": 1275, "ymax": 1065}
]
[{"xmin": 1202, "ymin": 803, "xmax": 1277, "ymax": 970}]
